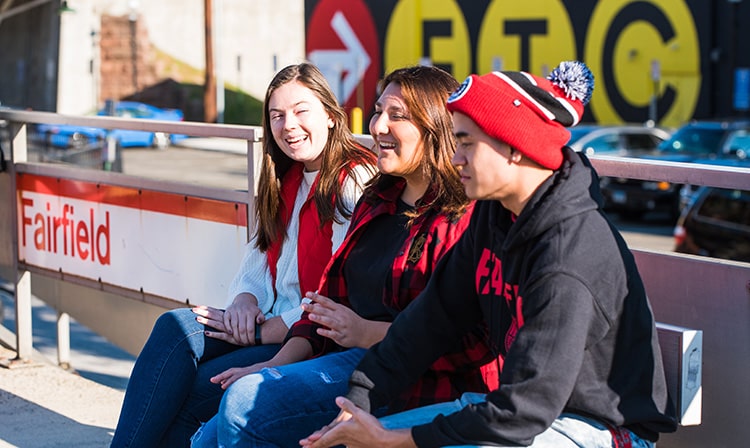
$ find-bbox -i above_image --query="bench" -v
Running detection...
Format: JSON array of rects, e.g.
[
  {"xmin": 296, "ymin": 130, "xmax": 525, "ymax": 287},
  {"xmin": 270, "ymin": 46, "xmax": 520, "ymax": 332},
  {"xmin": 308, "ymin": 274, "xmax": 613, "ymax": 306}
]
[{"xmin": 656, "ymin": 322, "xmax": 703, "ymax": 426}]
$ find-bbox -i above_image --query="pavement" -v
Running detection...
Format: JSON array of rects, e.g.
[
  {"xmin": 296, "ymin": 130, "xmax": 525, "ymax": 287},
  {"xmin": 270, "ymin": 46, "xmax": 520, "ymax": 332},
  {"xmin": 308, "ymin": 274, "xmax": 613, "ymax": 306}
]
[
  {"xmin": 0, "ymin": 339, "xmax": 125, "ymax": 447},
  {"xmin": 0, "ymin": 269, "xmax": 132, "ymax": 448},
  {"xmin": 0, "ymin": 137, "xmax": 248, "ymax": 448}
]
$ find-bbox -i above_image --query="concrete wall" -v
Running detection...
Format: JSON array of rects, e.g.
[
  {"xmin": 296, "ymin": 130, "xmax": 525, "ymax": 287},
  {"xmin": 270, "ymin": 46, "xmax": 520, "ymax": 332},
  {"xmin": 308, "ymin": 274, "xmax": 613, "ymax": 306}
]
[
  {"xmin": 0, "ymin": 1, "xmax": 60, "ymax": 112},
  {"xmin": 57, "ymin": 0, "xmax": 305, "ymax": 115}
]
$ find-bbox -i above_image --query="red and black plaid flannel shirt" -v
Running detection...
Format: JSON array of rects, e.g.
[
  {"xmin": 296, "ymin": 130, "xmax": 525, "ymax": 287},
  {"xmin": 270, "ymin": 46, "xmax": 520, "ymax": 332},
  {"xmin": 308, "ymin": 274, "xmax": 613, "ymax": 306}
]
[{"xmin": 287, "ymin": 177, "xmax": 500, "ymax": 411}]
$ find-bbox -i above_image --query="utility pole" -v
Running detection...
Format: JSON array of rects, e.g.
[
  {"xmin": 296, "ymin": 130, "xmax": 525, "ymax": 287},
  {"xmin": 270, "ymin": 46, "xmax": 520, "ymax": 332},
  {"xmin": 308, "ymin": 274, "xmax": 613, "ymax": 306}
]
[{"xmin": 204, "ymin": 0, "xmax": 217, "ymax": 123}]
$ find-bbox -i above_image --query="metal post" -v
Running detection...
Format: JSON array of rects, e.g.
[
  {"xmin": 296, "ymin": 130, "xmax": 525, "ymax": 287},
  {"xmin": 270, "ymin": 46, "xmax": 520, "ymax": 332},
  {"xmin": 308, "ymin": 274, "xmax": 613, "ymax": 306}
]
[
  {"xmin": 10, "ymin": 123, "xmax": 33, "ymax": 364},
  {"xmin": 245, "ymin": 130, "xmax": 263, "ymax": 242},
  {"xmin": 204, "ymin": 0, "xmax": 217, "ymax": 123},
  {"xmin": 14, "ymin": 271, "xmax": 32, "ymax": 362},
  {"xmin": 57, "ymin": 311, "xmax": 71, "ymax": 370},
  {"xmin": 649, "ymin": 60, "xmax": 661, "ymax": 124},
  {"xmin": 214, "ymin": 0, "xmax": 224, "ymax": 124},
  {"xmin": 129, "ymin": 13, "xmax": 138, "ymax": 92}
]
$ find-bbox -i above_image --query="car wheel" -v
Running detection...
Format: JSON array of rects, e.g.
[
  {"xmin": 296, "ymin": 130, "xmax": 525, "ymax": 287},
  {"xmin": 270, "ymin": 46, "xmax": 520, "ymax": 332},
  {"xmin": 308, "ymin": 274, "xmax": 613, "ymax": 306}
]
[
  {"xmin": 620, "ymin": 210, "xmax": 644, "ymax": 221},
  {"xmin": 152, "ymin": 132, "xmax": 170, "ymax": 150}
]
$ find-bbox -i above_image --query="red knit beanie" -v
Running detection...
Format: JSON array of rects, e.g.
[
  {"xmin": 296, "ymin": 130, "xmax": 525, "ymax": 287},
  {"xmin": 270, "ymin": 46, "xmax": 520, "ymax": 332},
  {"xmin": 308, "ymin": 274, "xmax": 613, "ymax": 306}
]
[{"xmin": 447, "ymin": 61, "xmax": 594, "ymax": 170}]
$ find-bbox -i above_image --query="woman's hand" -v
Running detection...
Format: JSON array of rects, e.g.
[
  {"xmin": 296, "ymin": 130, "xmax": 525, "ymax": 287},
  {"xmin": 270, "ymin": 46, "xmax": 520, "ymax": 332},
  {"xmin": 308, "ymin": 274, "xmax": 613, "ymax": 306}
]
[
  {"xmin": 192, "ymin": 305, "xmax": 228, "ymax": 332},
  {"xmin": 192, "ymin": 305, "xmax": 242, "ymax": 345},
  {"xmin": 302, "ymin": 292, "xmax": 390, "ymax": 349},
  {"xmin": 223, "ymin": 293, "xmax": 264, "ymax": 346},
  {"xmin": 210, "ymin": 362, "xmax": 269, "ymax": 389},
  {"xmin": 210, "ymin": 337, "xmax": 314, "ymax": 390}
]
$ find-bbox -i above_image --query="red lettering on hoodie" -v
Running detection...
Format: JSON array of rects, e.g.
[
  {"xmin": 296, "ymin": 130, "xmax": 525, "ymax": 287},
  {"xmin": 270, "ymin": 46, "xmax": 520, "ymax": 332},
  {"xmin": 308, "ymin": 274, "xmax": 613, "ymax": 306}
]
[{"xmin": 476, "ymin": 248, "xmax": 524, "ymax": 352}]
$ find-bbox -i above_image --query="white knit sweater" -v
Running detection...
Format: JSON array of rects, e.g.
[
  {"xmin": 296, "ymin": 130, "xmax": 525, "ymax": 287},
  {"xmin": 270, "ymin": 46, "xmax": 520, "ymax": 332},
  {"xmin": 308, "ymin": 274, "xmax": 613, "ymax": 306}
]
[{"xmin": 226, "ymin": 164, "xmax": 372, "ymax": 328}]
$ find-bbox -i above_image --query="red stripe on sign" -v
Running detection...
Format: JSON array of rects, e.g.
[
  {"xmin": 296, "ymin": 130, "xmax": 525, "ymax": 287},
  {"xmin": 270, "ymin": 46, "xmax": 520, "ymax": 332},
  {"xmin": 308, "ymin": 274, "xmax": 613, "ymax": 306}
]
[{"xmin": 17, "ymin": 173, "xmax": 248, "ymax": 227}]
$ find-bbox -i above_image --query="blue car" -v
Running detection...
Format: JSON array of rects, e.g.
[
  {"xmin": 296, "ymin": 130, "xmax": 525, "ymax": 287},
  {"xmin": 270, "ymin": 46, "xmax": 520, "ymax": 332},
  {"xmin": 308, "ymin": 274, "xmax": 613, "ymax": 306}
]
[{"xmin": 37, "ymin": 101, "xmax": 187, "ymax": 150}]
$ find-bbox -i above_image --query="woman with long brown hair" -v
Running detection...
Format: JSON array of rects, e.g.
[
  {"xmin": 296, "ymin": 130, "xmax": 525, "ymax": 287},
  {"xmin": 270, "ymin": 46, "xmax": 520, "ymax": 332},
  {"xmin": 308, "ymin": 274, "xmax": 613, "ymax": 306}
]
[{"xmin": 110, "ymin": 62, "xmax": 376, "ymax": 448}]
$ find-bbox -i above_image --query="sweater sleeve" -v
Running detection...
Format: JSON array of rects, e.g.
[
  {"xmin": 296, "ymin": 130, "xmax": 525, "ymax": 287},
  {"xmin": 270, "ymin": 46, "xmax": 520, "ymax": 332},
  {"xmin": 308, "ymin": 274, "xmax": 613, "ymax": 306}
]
[{"xmin": 224, "ymin": 237, "xmax": 275, "ymax": 312}]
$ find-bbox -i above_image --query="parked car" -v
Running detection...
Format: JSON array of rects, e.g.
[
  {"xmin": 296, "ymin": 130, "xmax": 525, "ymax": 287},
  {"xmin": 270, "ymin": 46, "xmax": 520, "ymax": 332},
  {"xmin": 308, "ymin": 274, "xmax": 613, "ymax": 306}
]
[
  {"xmin": 654, "ymin": 120, "xmax": 750, "ymax": 161},
  {"xmin": 567, "ymin": 124, "xmax": 674, "ymax": 220},
  {"xmin": 599, "ymin": 120, "xmax": 750, "ymax": 221},
  {"xmin": 36, "ymin": 101, "xmax": 186, "ymax": 150},
  {"xmin": 567, "ymin": 124, "xmax": 672, "ymax": 157},
  {"xmin": 674, "ymin": 185, "xmax": 750, "ymax": 262}
]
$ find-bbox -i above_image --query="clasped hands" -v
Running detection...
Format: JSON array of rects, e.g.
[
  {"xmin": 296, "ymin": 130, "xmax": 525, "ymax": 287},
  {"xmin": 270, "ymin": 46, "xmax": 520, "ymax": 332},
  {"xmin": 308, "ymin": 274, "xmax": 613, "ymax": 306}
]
[{"xmin": 192, "ymin": 293, "xmax": 263, "ymax": 346}]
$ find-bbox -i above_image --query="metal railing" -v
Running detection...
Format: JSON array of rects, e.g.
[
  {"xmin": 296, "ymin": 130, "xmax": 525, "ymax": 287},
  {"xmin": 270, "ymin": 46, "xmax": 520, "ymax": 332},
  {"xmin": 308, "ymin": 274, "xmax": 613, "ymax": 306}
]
[{"xmin": 0, "ymin": 109, "xmax": 264, "ymax": 362}]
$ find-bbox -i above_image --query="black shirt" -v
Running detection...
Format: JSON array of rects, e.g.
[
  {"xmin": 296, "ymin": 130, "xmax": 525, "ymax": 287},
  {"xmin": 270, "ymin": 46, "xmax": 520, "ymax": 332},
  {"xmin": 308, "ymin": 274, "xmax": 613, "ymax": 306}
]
[{"xmin": 343, "ymin": 199, "xmax": 413, "ymax": 322}]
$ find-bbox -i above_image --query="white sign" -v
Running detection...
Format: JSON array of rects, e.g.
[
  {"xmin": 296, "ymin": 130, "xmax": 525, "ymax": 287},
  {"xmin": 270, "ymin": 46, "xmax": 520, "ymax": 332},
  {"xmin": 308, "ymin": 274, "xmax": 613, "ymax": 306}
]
[{"xmin": 17, "ymin": 174, "xmax": 248, "ymax": 308}]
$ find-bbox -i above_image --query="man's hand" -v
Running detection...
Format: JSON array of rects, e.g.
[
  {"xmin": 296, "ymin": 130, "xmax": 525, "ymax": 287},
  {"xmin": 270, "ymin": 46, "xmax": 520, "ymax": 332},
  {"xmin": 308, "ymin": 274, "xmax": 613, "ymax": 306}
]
[
  {"xmin": 303, "ymin": 292, "xmax": 389, "ymax": 348},
  {"xmin": 300, "ymin": 400, "xmax": 353, "ymax": 447},
  {"xmin": 300, "ymin": 397, "xmax": 415, "ymax": 448}
]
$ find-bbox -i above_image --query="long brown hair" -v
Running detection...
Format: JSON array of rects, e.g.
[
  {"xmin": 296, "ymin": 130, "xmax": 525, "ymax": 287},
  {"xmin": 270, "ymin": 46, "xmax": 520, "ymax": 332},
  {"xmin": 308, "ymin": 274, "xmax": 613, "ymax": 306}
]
[
  {"xmin": 367, "ymin": 65, "xmax": 468, "ymax": 220},
  {"xmin": 254, "ymin": 63, "xmax": 375, "ymax": 251}
]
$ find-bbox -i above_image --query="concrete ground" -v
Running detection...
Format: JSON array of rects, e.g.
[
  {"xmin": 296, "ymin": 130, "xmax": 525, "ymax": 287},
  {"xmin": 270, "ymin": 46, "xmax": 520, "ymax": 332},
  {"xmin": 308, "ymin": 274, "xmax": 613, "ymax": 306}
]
[
  {"xmin": 0, "ymin": 340, "xmax": 125, "ymax": 447},
  {"xmin": 0, "ymin": 281, "xmax": 129, "ymax": 447}
]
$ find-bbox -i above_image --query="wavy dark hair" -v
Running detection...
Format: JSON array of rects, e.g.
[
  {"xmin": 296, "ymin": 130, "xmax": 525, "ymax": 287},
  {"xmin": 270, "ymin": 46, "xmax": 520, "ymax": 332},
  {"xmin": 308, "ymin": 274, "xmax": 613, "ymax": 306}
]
[
  {"xmin": 366, "ymin": 65, "xmax": 468, "ymax": 221},
  {"xmin": 254, "ymin": 63, "xmax": 376, "ymax": 251}
]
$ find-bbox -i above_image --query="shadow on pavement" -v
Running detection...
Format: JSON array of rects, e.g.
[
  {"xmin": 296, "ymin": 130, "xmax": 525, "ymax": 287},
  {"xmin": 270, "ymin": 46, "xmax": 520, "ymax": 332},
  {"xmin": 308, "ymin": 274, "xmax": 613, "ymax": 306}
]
[{"xmin": 0, "ymin": 390, "xmax": 115, "ymax": 447}]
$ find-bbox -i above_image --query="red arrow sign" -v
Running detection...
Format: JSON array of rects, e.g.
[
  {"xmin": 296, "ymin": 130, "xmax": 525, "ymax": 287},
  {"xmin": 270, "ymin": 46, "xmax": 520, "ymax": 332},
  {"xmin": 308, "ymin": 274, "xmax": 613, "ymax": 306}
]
[{"xmin": 306, "ymin": 0, "xmax": 381, "ymax": 116}]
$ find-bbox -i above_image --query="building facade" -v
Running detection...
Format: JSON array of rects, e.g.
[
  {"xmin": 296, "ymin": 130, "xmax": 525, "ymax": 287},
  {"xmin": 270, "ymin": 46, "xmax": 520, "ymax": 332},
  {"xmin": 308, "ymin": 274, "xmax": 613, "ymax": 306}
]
[{"xmin": 1, "ymin": 0, "xmax": 305, "ymax": 118}]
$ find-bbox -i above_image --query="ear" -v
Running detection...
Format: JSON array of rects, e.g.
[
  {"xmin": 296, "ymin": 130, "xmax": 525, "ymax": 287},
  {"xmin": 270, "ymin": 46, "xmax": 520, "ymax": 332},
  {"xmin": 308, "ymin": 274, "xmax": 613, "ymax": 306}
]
[{"xmin": 509, "ymin": 148, "xmax": 523, "ymax": 163}]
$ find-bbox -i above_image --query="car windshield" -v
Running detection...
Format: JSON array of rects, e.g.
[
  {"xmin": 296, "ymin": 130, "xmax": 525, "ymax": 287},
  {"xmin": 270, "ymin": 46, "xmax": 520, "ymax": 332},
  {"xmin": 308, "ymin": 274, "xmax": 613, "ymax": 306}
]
[
  {"xmin": 567, "ymin": 127, "xmax": 593, "ymax": 144},
  {"xmin": 697, "ymin": 188, "xmax": 750, "ymax": 227},
  {"xmin": 657, "ymin": 127, "xmax": 725, "ymax": 154},
  {"xmin": 725, "ymin": 130, "xmax": 750, "ymax": 154}
]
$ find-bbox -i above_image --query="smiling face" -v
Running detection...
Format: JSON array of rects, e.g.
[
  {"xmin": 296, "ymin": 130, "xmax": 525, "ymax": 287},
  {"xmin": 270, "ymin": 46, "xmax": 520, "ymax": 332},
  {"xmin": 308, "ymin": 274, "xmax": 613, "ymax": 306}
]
[
  {"xmin": 267, "ymin": 80, "xmax": 334, "ymax": 172},
  {"xmin": 451, "ymin": 111, "xmax": 518, "ymax": 201},
  {"xmin": 369, "ymin": 82, "xmax": 424, "ymax": 181}
]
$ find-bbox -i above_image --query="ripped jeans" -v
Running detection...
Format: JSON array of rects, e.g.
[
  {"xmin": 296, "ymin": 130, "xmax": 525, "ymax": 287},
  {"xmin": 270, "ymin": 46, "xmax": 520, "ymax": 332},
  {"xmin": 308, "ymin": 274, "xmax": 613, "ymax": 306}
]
[{"xmin": 190, "ymin": 347, "xmax": 368, "ymax": 448}]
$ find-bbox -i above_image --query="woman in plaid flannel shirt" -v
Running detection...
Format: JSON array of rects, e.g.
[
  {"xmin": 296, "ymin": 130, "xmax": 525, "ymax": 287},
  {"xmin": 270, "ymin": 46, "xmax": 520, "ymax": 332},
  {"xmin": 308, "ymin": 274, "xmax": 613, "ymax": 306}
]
[{"xmin": 191, "ymin": 65, "xmax": 500, "ymax": 448}]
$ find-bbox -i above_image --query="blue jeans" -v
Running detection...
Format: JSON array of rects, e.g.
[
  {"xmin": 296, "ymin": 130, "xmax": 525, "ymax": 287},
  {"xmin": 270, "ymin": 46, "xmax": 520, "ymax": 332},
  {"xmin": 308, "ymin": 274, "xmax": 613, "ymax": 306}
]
[
  {"xmin": 190, "ymin": 347, "xmax": 369, "ymax": 448},
  {"xmin": 380, "ymin": 392, "xmax": 655, "ymax": 448},
  {"xmin": 110, "ymin": 308, "xmax": 281, "ymax": 448}
]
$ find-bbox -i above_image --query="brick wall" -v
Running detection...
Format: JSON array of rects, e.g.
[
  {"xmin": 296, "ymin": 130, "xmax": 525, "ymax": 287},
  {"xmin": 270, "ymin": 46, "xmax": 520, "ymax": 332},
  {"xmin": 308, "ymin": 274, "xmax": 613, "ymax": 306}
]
[{"xmin": 99, "ymin": 14, "xmax": 157, "ymax": 103}]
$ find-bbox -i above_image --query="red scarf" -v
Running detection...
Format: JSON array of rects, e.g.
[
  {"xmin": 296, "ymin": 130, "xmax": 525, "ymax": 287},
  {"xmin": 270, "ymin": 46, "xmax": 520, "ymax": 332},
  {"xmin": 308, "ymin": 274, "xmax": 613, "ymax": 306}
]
[{"xmin": 265, "ymin": 162, "xmax": 334, "ymax": 298}]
